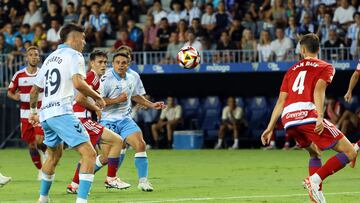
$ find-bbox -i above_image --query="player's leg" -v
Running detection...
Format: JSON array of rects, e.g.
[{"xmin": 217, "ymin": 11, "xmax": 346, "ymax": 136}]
[
  {"xmin": 214, "ymin": 123, "xmax": 227, "ymax": 149},
  {"xmin": 21, "ymin": 121, "xmax": 43, "ymax": 172},
  {"xmin": 166, "ymin": 122, "xmax": 175, "ymax": 149},
  {"xmin": 230, "ymin": 123, "xmax": 240, "ymax": 149},
  {"xmin": 151, "ymin": 122, "xmax": 163, "ymax": 149}
]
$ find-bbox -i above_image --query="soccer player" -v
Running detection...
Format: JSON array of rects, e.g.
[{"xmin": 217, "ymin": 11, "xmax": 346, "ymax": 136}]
[
  {"xmin": 99, "ymin": 51, "xmax": 165, "ymax": 192},
  {"xmin": 261, "ymin": 33, "xmax": 357, "ymax": 203},
  {"xmin": 67, "ymin": 50, "xmax": 130, "ymax": 194},
  {"xmin": 0, "ymin": 173, "xmax": 11, "ymax": 187},
  {"xmin": 29, "ymin": 23, "xmax": 105, "ymax": 203},
  {"xmin": 7, "ymin": 46, "xmax": 47, "ymax": 180}
]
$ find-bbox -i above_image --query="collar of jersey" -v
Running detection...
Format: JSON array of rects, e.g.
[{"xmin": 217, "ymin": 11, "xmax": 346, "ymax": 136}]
[
  {"xmin": 111, "ymin": 69, "xmax": 127, "ymax": 81},
  {"xmin": 57, "ymin": 44, "xmax": 71, "ymax": 49}
]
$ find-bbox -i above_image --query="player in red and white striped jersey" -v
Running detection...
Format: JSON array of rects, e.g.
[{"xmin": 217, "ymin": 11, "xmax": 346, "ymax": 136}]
[
  {"xmin": 67, "ymin": 50, "xmax": 130, "ymax": 194},
  {"xmin": 7, "ymin": 46, "xmax": 47, "ymax": 179},
  {"xmin": 261, "ymin": 34, "xmax": 357, "ymax": 203}
]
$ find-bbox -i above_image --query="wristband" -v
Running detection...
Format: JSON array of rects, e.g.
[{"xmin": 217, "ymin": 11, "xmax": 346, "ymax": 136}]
[{"xmin": 30, "ymin": 108, "xmax": 37, "ymax": 114}]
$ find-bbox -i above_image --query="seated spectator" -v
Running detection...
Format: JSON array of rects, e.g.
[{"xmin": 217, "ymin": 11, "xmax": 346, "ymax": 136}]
[
  {"xmin": 64, "ymin": 2, "xmax": 79, "ymax": 25},
  {"xmin": 214, "ymin": 97, "xmax": 245, "ymax": 150},
  {"xmin": 229, "ymin": 18, "xmax": 244, "ymax": 47},
  {"xmin": 180, "ymin": 0, "xmax": 201, "ymax": 25},
  {"xmin": 266, "ymin": 0, "xmax": 286, "ymax": 25},
  {"xmin": 112, "ymin": 29, "xmax": 136, "ymax": 52},
  {"xmin": 285, "ymin": 0, "xmax": 298, "ymax": 19},
  {"xmin": 43, "ymin": 1, "xmax": 63, "ymax": 30},
  {"xmin": 241, "ymin": 28, "xmax": 257, "ymax": 62},
  {"xmin": 127, "ymin": 19, "xmax": 144, "ymax": 51},
  {"xmin": 0, "ymin": 33, "xmax": 12, "ymax": 54},
  {"xmin": 190, "ymin": 18, "xmax": 206, "ymax": 39},
  {"xmin": 215, "ymin": 31, "xmax": 237, "ymax": 63},
  {"xmin": 351, "ymin": 30, "xmax": 360, "ymax": 59},
  {"xmin": 156, "ymin": 18, "xmax": 172, "ymax": 51},
  {"xmin": 214, "ymin": 1, "xmax": 232, "ymax": 39},
  {"xmin": 46, "ymin": 19, "xmax": 61, "ymax": 51},
  {"xmin": 333, "ymin": 0, "xmax": 356, "ymax": 29},
  {"xmin": 257, "ymin": 30, "xmax": 273, "ymax": 62},
  {"xmin": 316, "ymin": 13, "xmax": 337, "ymax": 45},
  {"xmin": 3, "ymin": 23, "xmax": 20, "ymax": 46},
  {"xmin": 241, "ymin": 12, "xmax": 256, "ymax": 37},
  {"xmin": 19, "ymin": 24, "xmax": 34, "ymax": 43},
  {"xmin": 177, "ymin": 19, "xmax": 188, "ymax": 43},
  {"xmin": 22, "ymin": 0, "xmax": 43, "ymax": 28},
  {"xmin": 86, "ymin": 2, "xmax": 112, "ymax": 47},
  {"xmin": 270, "ymin": 27, "xmax": 293, "ymax": 61},
  {"xmin": 143, "ymin": 14, "xmax": 158, "ymax": 51},
  {"xmin": 256, "ymin": 9, "xmax": 275, "ymax": 39},
  {"xmin": 299, "ymin": 0, "xmax": 314, "ymax": 24},
  {"xmin": 32, "ymin": 24, "xmax": 46, "ymax": 47},
  {"xmin": 38, "ymin": 39, "xmax": 50, "ymax": 54},
  {"xmin": 347, "ymin": 12, "xmax": 360, "ymax": 56},
  {"xmin": 151, "ymin": 96, "xmax": 182, "ymax": 149},
  {"xmin": 148, "ymin": 0, "xmax": 167, "ymax": 25},
  {"xmin": 163, "ymin": 32, "xmax": 183, "ymax": 64},
  {"xmin": 167, "ymin": 1, "xmax": 182, "ymax": 27},
  {"xmin": 201, "ymin": 3, "xmax": 216, "ymax": 37},
  {"xmin": 7, "ymin": 35, "xmax": 26, "ymax": 71},
  {"xmin": 285, "ymin": 16, "xmax": 300, "ymax": 45},
  {"xmin": 78, "ymin": 5, "xmax": 90, "ymax": 27},
  {"xmin": 324, "ymin": 29, "xmax": 347, "ymax": 60},
  {"xmin": 0, "ymin": 6, "xmax": 10, "ymax": 29},
  {"xmin": 183, "ymin": 28, "xmax": 203, "ymax": 52},
  {"xmin": 299, "ymin": 12, "xmax": 316, "ymax": 34},
  {"xmin": 316, "ymin": 3, "xmax": 327, "ymax": 25}
]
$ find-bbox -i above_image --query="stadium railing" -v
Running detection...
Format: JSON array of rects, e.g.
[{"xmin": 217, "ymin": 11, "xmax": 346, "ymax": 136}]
[{"xmin": 0, "ymin": 47, "xmax": 354, "ymax": 88}]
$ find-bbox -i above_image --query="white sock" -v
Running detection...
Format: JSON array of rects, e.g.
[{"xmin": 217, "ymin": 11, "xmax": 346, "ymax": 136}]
[
  {"xmin": 39, "ymin": 195, "xmax": 48, "ymax": 202},
  {"xmin": 76, "ymin": 197, "xmax": 87, "ymax": 203},
  {"xmin": 284, "ymin": 142, "xmax": 289, "ymax": 146},
  {"xmin": 270, "ymin": 141, "xmax": 275, "ymax": 147},
  {"xmin": 310, "ymin": 173, "xmax": 322, "ymax": 186},
  {"xmin": 234, "ymin": 139, "xmax": 239, "ymax": 145},
  {"xmin": 354, "ymin": 143, "xmax": 360, "ymax": 152},
  {"xmin": 96, "ymin": 155, "xmax": 103, "ymax": 168},
  {"xmin": 139, "ymin": 177, "xmax": 147, "ymax": 183},
  {"xmin": 71, "ymin": 181, "xmax": 79, "ymax": 188},
  {"xmin": 218, "ymin": 139, "xmax": 223, "ymax": 145}
]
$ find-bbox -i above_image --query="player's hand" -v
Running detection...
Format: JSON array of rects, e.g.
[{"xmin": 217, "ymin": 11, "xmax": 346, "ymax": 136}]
[
  {"xmin": 344, "ymin": 91, "xmax": 352, "ymax": 103},
  {"xmin": 153, "ymin": 101, "xmax": 166, "ymax": 109},
  {"xmin": 117, "ymin": 92, "xmax": 128, "ymax": 103},
  {"xmin": 261, "ymin": 128, "xmax": 273, "ymax": 146},
  {"xmin": 314, "ymin": 118, "xmax": 324, "ymax": 135},
  {"xmin": 14, "ymin": 92, "xmax": 20, "ymax": 101},
  {"xmin": 95, "ymin": 109, "xmax": 102, "ymax": 120},
  {"xmin": 28, "ymin": 114, "xmax": 40, "ymax": 126},
  {"xmin": 95, "ymin": 97, "xmax": 106, "ymax": 109}
]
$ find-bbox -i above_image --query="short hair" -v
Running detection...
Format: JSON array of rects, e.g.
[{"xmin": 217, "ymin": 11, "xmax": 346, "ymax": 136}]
[
  {"xmin": 299, "ymin": 33, "xmax": 320, "ymax": 54},
  {"xmin": 354, "ymin": 12, "xmax": 360, "ymax": 18},
  {"xmin": 116, "ymin": 45, "xmax": 133, "ymax": 55},
  {"xmin": 192, "ymin": 17, "xmax": 200, "ymax": 22},
  {"xmin": 15, "ymin": 35, "xmax": 23, "ymax": 41},
  {"xmin": 26, "ymin": 46, "xmax": 40, "ymax": 53},
  {"xmin": 112, "ymin": 50, "xmax": 131, "ymax": 62},
  {"xmin": 90, "ymin": 50, "xmax": 108, "ymax": 61},
  {"xmin": 59, "ymin": 23, "xmax": 84, "ymax": 43},
  {"xmin": 91, "ymin": 2, "xmax": 100, "ymax": 7},
  {"xmin": 22, "ymin": 24, "xmax": 31, "ymax": 29},
  {"xmin": 67, "ymin": 1, "xmax": 75, "ymax": 7}
]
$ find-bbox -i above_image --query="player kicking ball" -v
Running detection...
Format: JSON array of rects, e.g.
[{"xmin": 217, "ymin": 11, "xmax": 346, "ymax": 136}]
[
  {"xmin": 261, "ymin": 33, "xmax": 357, "ymax": 203},
  {"xmin": 99, "ymin": 51, "xmax": 166, "ymax": 192},
  {"xmin": 66, "ymin": 50, "xmax": 130, "ymax": 194},
  {"xmin": 29, "ymin": 23, "xmax": 105, "ymax": 203},
  {"xmin": 7, "ymin": 46, "xmax": 47, "ymax": 180}
]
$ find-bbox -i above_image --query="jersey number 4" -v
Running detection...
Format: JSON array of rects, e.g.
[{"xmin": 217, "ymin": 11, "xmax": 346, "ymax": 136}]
[
  {"xmin": 44, "ymin": 69, "xmax": 61, "ymax": 97},
  {"xmin": 292, "ymin": 71, "xmax": 307, "ymax": 94}
]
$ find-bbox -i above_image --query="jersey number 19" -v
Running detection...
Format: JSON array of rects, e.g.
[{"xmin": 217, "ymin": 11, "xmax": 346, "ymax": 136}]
[{"xmin": 44, "ymin": 69, "xmax": 61, "ymax": 97}]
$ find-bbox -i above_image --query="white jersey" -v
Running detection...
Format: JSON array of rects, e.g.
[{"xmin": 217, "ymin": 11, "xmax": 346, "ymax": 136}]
[
  {"xmin": 99, "ymin": 68, "xmax": 142, "ymax": 121},
  {"xmin": 34, "ymin": 44, "xmax": 86, "ymax": 122}
]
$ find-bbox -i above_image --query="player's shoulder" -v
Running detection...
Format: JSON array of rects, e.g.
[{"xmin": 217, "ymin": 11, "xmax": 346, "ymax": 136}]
[
  {"xmin": 12, "ymin": 69, "xmax": 27, "ymax": 79},
  {"xmin": 100, "ymin": 68, "xmax": 113, "ymax": 82},
  {"xmin": 128, "ymin": 68, "xmax": 140, "ymax": 78}
]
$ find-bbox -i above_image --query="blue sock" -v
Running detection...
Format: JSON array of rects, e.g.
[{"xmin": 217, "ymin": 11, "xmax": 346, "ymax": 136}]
[
  {"xmin": 134, "ymin": 152, "xmax": 148, "ymax": 179},
  {"xmin": 94, "ymin": 155, "xmax": 103, "ymax": 173},
  {"xmin": 78, "ymin": 173, "xmax": 94, "ymax": 200},
  {"xmin": 40, "ymin": 172, "xmax": 55, "ymax": 196},
  {"xmin": 118, "ymin": 149, "xmax": 127, "ymax": 168}
]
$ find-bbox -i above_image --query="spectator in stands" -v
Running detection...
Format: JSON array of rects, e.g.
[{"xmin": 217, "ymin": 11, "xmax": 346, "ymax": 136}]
[
  {"xmin": 180, "ymin": 0, "xmax": 201, "ymax": 25},
  {"xmin": 316, "ymin": 3, "xmax": 327, "ymax": 25},
  {"xmin": 127, "ymin": 19, "xmax": 144, "ymax": 51},
  {"xmin": 266, "ymin": 0, "xmax": 286, "ymax": 25},
  {"xmin": 148, "ymin": 0, "xmax": 167, "ymax": 25},
  {"xmin": 78, "ymin": 5, "xmax": 90, "ymax": 27},
  {"xmin": 256, "ymin": 9, "xmax": 275, "ymax": 39},
  {"xmin": 316, "ymin": 13, "xmax": 337, "ymax": 45},
  {"xmin": 242, "ymin": 12, "xmax": 256, "ymax": 37},
  {"xmin": 241, "ymin": 28, "xmax": 257, "ymax": 62},
  {"xmin": 143, "ymin": 14, "xmax": 158, "ymax": 51},
  {"xmin": 19, "ymin": 24, "xmax": 34, "ymax": 43},
  {"xmin": 324, "ymin": 29, "xmax": 346, "ymax": 60},
  {"xmin": 87, "ymin": 2, "xmax": 112, "ymax": 47},
  {"xmin": 61, "ymin": 0, "xmax": 79, "ymax": 12},
  {"xmin": 201, "ymin": 3, "xmax": 216, "ymax": 38},
  {"xmin": 64, "ymin": 2, "xmax": 79, "ymax": 25},
  {"xmin": 46, "ymin": 19, "xmax": 61, "ymax": 51},
  {"xmin": 177, "ymin": 19, "xmax": 188, "ymax": 43},
  {"xmin": 0, "ymin": 6, "xmax": 10, "ymax": 29},
  {"xmin": 112, "ymin": 29, "xmax": 136, "ymax": 52},
  {"xmin": 151, "ymin": 96, "xmax": 182, "ymax": 149},
  {"xmin": 0, "ymin": 33, "xmax": 12, "ymax": 54},
  {"xmin": 163, "ymin": 31, "xmax": 183, "ymax": 64},
  {"xmin": 215, "ymin": 31, "xmax": 237, "ymax": 63},
  {"xmin": 32, "ymin": 24, "xmax": 46, "ymax": 47},
  {"xmin": 285, "ymin": 0, "xmax": 298, "ymax": 19},
  {"xmin": 351, "ymin": 30, "xmax": 360, "ymax": 59},
  {"xmin": 299, "ymin": 0, "xmax": 313, "ymax": 24},
  {"xmin": 214, "ymin": 1, "xmax": 232, "ymax": 39},
  {"xmin": 184, "ymin": 28, "xmax": 203, "ymax": 52},
  {"xmin": 347, "ymin": 12, "xmax": 360, "ymax": 56},
  {"xmin": 285, "ymin": 16, "xmax": 300, "ymax": 45},
  {"xmin": 7, "ymin": 35, "xmax": 26, "ymax": 71},
  {"xmin": 229, "ymin": 18, "xmax": 244, "ymax": 48},
  {"xmin": 43, "ymin": 1, "xmax": 63, "ymax": 30},
  {"xmin": 22, "ymin": 0, "xmax": 43, "ymax": 28},
  {"xmin": 2, "ymin": 23, "xmax": 19, "ymax": 46},
  {"xmin": 1, "ymin": 0, "xmax": 17, "ymax": 24},
  {"xmin": 270, "ymin": 27, "xmax": 293, "ymax": 61},
  {"xmin": 333, "ymin": 0, "xmax": 356, "ymax": 29},
  {"xmin": 257, "ymin": 30, "xmax": 273, "ymax": 62},
  {"xmin": 299, "ymin": 12, "xmax": 316, "ymax": 34},
  {"xmin": 38, "ymin": 39, "xmax": 50, "ymax": 54},
  {"xmin": 156, "ymin": 18, "xmax": 172, "ymax": 51},
  {"xmin": 214, "ymin": 97, "xmax": 245, "ymax": 150},
  {"xmin": 190, "ymin": 18, "xmax": 206, "ymax": 39},
  {"xmin": 167, "ymin": 1, "xmax": 182, "ymax": 27}
]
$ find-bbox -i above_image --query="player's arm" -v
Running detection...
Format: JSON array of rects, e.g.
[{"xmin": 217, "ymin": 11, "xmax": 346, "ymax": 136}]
[
  {"xmin": 75, "ymin": 92, "xmax": 101, "ymax": 112},
  {"xmin": 314, "ymin": 79, "xmax": 327, "ymax": 134},
  {"xmin": 103, "ymin": 92, "xmax": 128, "ymax": 105},
  {"xmin": 72, "ymin": 74, "xmax": 105, "ymax": 109},
  {"xmin": 7, "ymin": 90, "xmax": 20, "ymax": 101},
  {"xmin": 261, "ymin": 92, "xmax": 287, "ymax": 145},
  {"xmin": 28, "ymin": 85, "xmax": 41, "ymax": 125},
  {"xmin": 344, "ymin": 71, "xmax": 360, "ymax": 102},
  {"xmin": 132, "ymin": 95, "xmax": 166, "ymax": 109}
]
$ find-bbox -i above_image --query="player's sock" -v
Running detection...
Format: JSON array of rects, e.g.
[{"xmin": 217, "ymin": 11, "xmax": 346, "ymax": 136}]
[
  {"xmin": 234, "ymin": 139, "xmax": 239, "ymax": 146},
  {"xmin": 354, "ymin": 142, "xmax": 360, "ymax": 151},
  {"xmin": 77, "ymin": 173, "xmax": 94, "ymax": 201},
  {"xmin": 29, "ymin": 148, "xmax": 42, "ymax": 169},
  {"xmin": 217, "ymin": 139, "xmax": 223, "ymax": 145},
  {"xmin": 118, "ymin": 149, "xmax": 127, "ymax": 168},
  {"xmin": 315, "ymin": 152, "xmax": 350, "ymax": 182},
  {"xmin": 107, "ymin": 157, "xmax": 120, "ymax": 178},
  {"xmin": 309, "ymin": 157, "xmax": 322, "ymax": 190},
  {"xmin": 269, "ymin": 140, "xmax": 275, "ymax": 147},
  {"xmin": 94, "ymin": 155, "xmax": 104, "ymax": 173},
  {"xmin": 72, "ymin": 163, "xmax": 81, "ymax": 184},
  {"xmin": 134, "ymin": 152, "xmax": 148, "ymax": 179},
  {"xmin": 39, "ymin": 172, "xmax": 55, "ymax": 197}
]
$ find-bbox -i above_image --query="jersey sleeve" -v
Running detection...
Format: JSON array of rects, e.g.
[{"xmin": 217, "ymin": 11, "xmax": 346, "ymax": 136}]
[
  {"xmin": 98, "ymin": 75, "xmax": 109, "ymax": 97},
  {"xmin": 8, "ymin": 72, "xmax": 19, "ymax": 93},
  {"xmin": 85, "ymin": 71, "xmax": 95, "ymax": 88},
  {"xmin": 34, "ymin": 65, "xmax": 47, "ymax": 88},
  {"xmin": 135, "ymin": 75, "xmax": 146, "ymax": 96},
  {"xmin": 280, "ymin": 73, "xmax": 289, "ymax": 93},
  {"xmin": 318, "ymin": 65, "xmax": 335, "ymax": 84},
  {"xmin": 70, "ymin": 53, "xmax": 86, "ymax": 78}
]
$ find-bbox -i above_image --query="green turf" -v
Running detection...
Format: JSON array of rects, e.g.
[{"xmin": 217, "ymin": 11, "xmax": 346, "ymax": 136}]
[{"xmin": 0, "ymin": 149, "xmax": 359, "ymax": 203}]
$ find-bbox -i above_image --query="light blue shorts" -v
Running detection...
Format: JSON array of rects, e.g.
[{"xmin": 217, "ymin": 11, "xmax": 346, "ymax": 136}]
[
  {"xmin": 100, "ymin": 117, "xmax": 141, "ymax": 140},
  {"xmin": 41, "ymin": 114, "xmax": 90, "ymax": 148}
]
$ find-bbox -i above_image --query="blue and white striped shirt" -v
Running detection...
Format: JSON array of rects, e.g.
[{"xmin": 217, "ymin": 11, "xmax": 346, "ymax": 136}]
[{"xmin": 89, "ymin": 13, "xmax": 111, "ymax": 34}]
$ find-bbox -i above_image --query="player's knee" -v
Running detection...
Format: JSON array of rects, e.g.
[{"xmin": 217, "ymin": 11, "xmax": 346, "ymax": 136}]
[
  {"xmin": 346, "ymin": 149, "xmax": 357, "ymax": 161},
  {"xmin": 135, "ymin": 140, "xmax": 146, "ymax": 152}
]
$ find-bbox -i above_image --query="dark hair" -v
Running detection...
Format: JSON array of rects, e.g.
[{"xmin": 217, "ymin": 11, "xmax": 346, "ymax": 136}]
[
  {"xmin": 59, "ymin": 23, "xmax": 84, "ymax": 43},
  {"xmin": 90, "ymin": 50, "xmax": 108, "ymax": 61},
  {"xmin": 206, "ymin": 3, "xmax": 214, "ymax": 7},
  {"xmin": 353, "ymin": 12, "xmax": 360, "ymax": 19},
  {"xmin": 15, "ymin": 35, "xmax": 23, "ymax": 41},
  {"xmin": 67, "ymin": 1, "xmax": 75, "ymax": 7},
  {"xmin": 91, "ymin": 2, "xmax": 100, "ymax": 7},
  {"xmin": 299, "ymin": 33, "xmax": 320, "ymax": 54},
  {"xmin": 22, "ymin": 24, "xmax": 31, "ymax": 29},
  {"xmin": 112, "ymin": 50, "xmax": 131, "ymax": 62},
  {"xmin": 192, "ymin": 17, "xmax": 200, "ymax": 22}
]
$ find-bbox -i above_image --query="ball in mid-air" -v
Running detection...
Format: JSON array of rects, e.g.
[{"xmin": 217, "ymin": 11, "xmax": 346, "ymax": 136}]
[{"xmin": 177, "ymin": 46, "xmax": 201, "ymax": 69}]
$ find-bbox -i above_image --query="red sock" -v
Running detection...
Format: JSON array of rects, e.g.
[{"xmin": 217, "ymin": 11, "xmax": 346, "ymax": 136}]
[
  {"xmin": 309, "ymin": 157, "xmax": 322, "ymax": 190},
  {"xmin": 29, "ymin": 148, "xmax": 42, "ymax": 169},
  {"xmin": 107, "ymin": 157, "xmax": 120, "ymax": 178},
  {"xmin": 316, "ymin": 152, "xmax": 349, "ymax": 181},
  {"xmin": 72, "ymin": 163, "xmax": 80, "ymax": 184}
]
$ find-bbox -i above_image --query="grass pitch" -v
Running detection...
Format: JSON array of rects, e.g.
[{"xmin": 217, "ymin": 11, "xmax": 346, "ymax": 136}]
[{"xmin": 0, "ymin": 149, "xmax": 359, "ymax": 203}]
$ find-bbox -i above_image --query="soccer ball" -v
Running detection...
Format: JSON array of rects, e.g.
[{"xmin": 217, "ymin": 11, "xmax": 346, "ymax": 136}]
[{"xmin": 177, "ymin": 46, "xmax": 201, "ymax": 69}]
